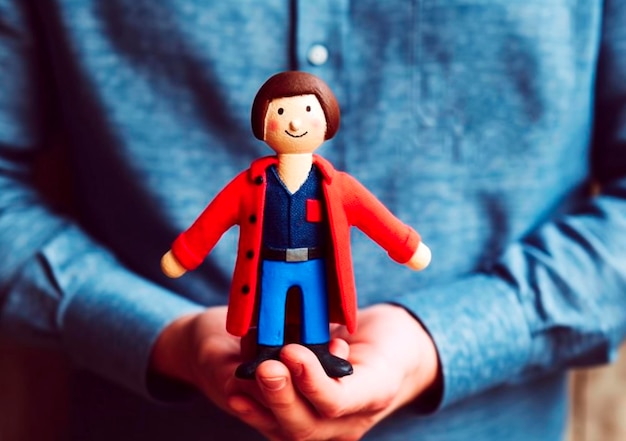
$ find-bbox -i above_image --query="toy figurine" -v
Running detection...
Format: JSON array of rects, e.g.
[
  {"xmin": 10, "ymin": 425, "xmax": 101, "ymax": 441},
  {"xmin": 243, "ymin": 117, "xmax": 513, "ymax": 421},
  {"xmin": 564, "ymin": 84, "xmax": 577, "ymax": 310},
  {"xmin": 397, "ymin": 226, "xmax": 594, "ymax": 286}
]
[{"xmin": 161, "ymin": 71, "xmax": 431, "ymax": 379}]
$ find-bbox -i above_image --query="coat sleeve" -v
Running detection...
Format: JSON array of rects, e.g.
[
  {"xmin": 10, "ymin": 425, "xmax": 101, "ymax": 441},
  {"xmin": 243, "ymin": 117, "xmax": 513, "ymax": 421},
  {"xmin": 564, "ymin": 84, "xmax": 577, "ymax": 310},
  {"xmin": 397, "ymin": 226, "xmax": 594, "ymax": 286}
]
[
  {"xmin": 171, "ymin": 172, "xmax": 244, "ymax": 270},
  {"xmin": 341, "ymin": 173, "xmax": 421, "ymax": 264}
]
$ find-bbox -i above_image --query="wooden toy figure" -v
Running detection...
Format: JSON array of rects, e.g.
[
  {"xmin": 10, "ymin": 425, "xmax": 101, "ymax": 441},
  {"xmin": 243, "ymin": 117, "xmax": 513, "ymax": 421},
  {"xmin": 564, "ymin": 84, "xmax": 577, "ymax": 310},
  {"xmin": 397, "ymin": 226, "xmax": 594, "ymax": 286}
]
[{"xmin": 161, "ymin": 71, "xmax": 431, "ymax": 379}]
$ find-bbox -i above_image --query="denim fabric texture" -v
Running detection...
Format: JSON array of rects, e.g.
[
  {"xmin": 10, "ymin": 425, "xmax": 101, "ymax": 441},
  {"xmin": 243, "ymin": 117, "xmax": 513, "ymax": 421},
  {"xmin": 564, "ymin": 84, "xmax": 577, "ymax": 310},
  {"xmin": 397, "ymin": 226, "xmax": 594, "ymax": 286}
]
[{"xmin": 0, "ymin": 1, "xmax": 625, "ymax": 440}]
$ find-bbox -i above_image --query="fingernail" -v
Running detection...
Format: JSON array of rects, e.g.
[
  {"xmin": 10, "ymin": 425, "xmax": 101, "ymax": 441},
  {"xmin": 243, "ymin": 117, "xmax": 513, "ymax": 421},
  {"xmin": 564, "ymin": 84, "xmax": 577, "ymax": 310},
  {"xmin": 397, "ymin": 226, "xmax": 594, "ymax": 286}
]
[{"xmin": 260, "ymin": 376, "xmax": 286, "ymax": 391}]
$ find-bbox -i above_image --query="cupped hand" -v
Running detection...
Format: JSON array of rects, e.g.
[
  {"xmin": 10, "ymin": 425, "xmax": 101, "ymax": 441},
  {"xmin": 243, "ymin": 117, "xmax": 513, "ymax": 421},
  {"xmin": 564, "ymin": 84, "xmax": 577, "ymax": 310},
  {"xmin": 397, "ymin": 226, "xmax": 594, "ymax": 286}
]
[
  {"xmin": 227, "ymin": 303, "xmax": 440, "ymax": 441},
  {"xmin": 150, "ymin": 306, "xmax": 263, "ymax": 413}
]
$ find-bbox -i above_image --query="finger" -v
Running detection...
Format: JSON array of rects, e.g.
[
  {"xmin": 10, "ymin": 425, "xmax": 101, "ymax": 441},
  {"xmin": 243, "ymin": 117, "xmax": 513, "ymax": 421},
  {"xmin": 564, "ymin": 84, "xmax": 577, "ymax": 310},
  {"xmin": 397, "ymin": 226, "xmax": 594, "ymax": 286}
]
[
  {"xmin": 255, "ymin": 359, "xmax": 320, "ymax": 439},
  {"xmin": 328, "ymin": 337, "xmax": 350, "ymax": 360},
  {"xmin": 227, "ymin": 393, "xmax": 279, "ymax": 435},
  {"xmin": 282, "ymin": 344, "xmax": 393, "ymax": 419},
  {"xmin": 279, "ymin": 339, "xmax": 350, "ymax": 382},
  {"xmin": 280, "ymin": 344, "xmax": 353, "ymax": 418},
  {"xmin": 225, "ymin": 374, "xmax": 269, "ymax": 412}
]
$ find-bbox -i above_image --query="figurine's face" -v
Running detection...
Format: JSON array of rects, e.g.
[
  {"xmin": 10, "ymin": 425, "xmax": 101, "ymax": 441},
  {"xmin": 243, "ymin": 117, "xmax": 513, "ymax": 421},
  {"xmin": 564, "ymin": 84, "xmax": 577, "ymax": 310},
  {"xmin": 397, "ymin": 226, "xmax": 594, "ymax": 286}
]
[{"xmin": 263, "ymin": 94, "xmax": 327, "ymax": 154}]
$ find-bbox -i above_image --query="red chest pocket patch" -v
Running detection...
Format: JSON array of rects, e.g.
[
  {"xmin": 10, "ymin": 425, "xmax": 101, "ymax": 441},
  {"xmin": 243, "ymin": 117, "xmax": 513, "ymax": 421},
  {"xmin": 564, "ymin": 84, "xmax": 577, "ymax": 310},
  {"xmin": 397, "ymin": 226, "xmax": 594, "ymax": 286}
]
[{"xmin": 306, "ymin": 199, "xmax": 324, "ymax": 223}]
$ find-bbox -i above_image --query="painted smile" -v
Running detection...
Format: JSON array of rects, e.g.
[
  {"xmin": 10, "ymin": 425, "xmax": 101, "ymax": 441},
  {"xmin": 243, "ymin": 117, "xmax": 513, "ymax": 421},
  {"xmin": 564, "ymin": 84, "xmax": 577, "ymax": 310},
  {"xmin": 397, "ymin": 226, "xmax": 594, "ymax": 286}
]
[{"xmin": 285, "ymin": 130, "xmax": 308, "ymax": 138}]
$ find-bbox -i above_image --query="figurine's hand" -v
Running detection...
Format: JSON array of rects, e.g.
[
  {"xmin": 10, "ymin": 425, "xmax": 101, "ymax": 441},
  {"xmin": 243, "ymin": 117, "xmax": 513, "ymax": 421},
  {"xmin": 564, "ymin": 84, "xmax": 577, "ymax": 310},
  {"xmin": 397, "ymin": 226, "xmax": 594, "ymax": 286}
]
[
  {"xmin": 406, "ymin": 242, "xmax": 432, "ymax": 271},
  {"xmin": 161, "ymin": 250, "xmax": 188, "ymax": 278},
  {"xmin": 227, "ymin": 304, "xmax": 439, "ymax": 441}
]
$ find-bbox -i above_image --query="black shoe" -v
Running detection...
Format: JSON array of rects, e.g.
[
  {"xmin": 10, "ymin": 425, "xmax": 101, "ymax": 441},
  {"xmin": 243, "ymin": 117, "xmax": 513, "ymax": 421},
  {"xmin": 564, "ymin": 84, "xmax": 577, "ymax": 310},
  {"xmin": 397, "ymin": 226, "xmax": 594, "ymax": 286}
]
[
  {"xmin": 235, "ymin": 345, "xmax": 282, "ymax": 379},
  {"xmin": 306, "ymin": 343, "xmax": 353, "ymax": 378}
]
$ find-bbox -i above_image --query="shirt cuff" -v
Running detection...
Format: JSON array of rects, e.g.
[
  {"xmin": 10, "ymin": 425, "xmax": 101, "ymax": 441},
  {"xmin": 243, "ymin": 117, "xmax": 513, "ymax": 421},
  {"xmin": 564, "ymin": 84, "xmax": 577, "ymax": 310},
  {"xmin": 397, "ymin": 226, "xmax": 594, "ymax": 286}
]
[{"xmin": 392, "ymin": 274, "xmax": 532, "ymax": 410}]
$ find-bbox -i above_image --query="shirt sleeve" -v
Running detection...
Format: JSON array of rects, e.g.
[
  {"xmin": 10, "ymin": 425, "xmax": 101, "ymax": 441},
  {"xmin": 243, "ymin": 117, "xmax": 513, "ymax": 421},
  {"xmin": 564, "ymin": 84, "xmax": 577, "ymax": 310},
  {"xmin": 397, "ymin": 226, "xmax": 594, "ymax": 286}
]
[
  {"xmin": 0, "ymin": 0, "xmax": 204, "ymax": 398},
  {"xmin": 393, "ymin": 0, "xmax": 626, "ymax": 410}
]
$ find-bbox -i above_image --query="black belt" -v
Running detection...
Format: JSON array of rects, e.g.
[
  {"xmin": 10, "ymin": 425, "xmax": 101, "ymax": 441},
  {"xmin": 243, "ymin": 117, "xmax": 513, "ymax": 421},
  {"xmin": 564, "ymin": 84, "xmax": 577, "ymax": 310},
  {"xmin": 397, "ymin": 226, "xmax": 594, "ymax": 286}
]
[{"xmin": 261, "ymin": 247, "xmax": 325, "ymax": 262}]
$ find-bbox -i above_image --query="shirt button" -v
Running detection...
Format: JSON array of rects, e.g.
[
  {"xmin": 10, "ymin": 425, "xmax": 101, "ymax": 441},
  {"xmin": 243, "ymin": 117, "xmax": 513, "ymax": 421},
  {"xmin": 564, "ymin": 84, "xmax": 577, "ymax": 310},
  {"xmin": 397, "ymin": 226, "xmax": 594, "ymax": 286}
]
[{"xmin": 307, "ymin": 44, "xmax": 329, "ymax": 66}]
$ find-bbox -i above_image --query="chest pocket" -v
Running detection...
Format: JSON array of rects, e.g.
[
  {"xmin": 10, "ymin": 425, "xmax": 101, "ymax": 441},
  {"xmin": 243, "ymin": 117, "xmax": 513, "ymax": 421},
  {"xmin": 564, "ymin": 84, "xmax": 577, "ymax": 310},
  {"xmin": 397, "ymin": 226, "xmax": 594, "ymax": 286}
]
[{"xmin": 306, "ymin": 199, "xmax": 324, "ymax": 223}]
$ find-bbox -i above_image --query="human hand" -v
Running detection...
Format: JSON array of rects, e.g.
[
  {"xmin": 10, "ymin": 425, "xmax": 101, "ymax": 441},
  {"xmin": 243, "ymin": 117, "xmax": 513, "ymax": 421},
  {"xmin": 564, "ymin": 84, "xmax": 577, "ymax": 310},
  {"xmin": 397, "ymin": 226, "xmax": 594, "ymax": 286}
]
[
  {"xmin": 406, "ymin": 241, "xmax": 432, "ymax": 271},
  {"xmin": 227, "ymin": 304, "xmax": 440, "ymax": 441},
  {"xmin": 160, "ymin": 250, "xmax": 188, "ymax": 278},
  {"xmin": 150, "ymin": 306, "xmax": 260, "ymax": 413}
]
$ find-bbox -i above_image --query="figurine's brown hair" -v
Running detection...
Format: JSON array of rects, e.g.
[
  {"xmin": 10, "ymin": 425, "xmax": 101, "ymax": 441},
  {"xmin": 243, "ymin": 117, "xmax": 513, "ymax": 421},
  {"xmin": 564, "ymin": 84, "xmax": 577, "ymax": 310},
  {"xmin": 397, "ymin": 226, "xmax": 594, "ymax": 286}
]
[{"xmin": 251, "ymin": 71, "xmax": 340, "ymax": 141}]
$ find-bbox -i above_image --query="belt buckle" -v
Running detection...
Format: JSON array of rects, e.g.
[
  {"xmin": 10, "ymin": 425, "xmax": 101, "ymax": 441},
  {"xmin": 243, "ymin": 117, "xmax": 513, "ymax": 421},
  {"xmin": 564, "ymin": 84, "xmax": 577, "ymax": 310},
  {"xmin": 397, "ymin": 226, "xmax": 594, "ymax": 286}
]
[{"xmin": 285, "ymin": 248, "xmax": 309, "ymax": 262}]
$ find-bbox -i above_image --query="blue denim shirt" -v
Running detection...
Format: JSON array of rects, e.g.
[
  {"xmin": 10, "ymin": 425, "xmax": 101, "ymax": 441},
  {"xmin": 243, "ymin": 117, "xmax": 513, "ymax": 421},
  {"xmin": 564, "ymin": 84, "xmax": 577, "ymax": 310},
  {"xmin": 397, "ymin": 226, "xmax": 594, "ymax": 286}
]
[{"xmin": 1, "ymin": 1, "xmax": 625, "ymax": 440}]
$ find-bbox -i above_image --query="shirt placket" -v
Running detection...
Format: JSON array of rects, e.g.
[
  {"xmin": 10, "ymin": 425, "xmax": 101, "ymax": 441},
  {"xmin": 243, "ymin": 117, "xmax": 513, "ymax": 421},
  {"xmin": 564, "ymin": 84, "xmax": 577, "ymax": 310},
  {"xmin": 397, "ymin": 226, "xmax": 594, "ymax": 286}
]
[{"xmin": 293, "ymin": 0, "xmax": 349, "ymax": 168}]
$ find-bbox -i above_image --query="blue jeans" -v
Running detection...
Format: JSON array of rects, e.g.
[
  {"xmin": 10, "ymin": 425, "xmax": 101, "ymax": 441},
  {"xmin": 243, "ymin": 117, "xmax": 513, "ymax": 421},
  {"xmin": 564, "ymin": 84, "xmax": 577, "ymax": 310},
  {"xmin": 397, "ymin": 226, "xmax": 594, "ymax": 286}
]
[{"xmin": 257, "ymin": 258, "xmax": 330, "ymax": 346}]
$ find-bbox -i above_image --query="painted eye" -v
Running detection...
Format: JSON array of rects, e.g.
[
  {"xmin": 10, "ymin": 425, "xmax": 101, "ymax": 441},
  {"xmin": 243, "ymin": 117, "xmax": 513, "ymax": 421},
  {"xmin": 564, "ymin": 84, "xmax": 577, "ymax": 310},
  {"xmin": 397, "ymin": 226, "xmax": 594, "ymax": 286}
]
[
  {"xmin": 278, "ymin": 108, "xmax": 284, "ymax": 115},
  {"xmin": 306, "ymin": 106, "xmax": 311, "ymax": 112}
]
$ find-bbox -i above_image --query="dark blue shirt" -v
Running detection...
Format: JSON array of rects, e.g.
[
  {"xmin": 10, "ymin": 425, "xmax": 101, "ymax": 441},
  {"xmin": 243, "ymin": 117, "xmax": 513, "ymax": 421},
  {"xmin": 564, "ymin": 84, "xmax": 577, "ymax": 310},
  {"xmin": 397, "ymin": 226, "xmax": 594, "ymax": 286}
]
[{"xmin": 262, "ymin": 165, "xmax": 326, "ymax": 250}]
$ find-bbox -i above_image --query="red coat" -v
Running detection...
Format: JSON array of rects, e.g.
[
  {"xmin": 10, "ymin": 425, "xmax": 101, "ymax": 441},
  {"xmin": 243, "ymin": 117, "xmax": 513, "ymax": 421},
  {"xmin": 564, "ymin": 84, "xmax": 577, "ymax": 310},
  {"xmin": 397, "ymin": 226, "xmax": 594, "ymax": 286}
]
[{"xmin": 171, "ymin": 155, "xmax": 421, "ymax": 336}]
